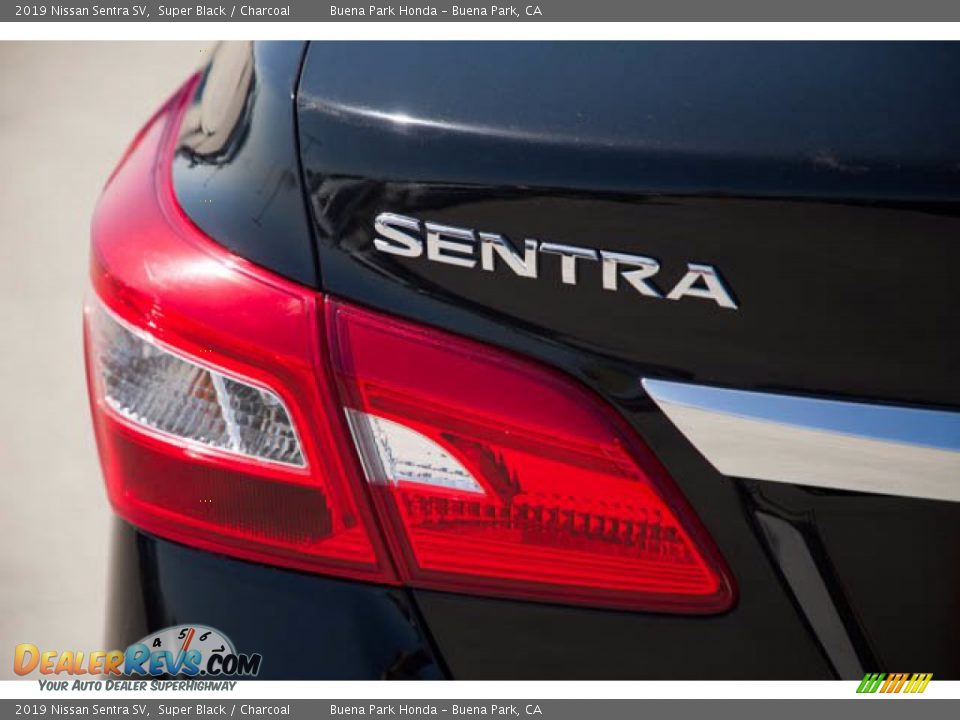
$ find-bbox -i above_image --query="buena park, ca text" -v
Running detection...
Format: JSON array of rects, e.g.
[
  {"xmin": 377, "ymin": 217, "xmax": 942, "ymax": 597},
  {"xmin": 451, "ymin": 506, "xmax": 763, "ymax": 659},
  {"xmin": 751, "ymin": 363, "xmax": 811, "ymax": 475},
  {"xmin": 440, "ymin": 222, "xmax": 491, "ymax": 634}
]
[
  {"xmin": 332, "ymin": 706, "xmax": 543, "ymax": 716},
  {"xmin": 330, "ymin": 5, "xmax": 543, "ymax": 16}
]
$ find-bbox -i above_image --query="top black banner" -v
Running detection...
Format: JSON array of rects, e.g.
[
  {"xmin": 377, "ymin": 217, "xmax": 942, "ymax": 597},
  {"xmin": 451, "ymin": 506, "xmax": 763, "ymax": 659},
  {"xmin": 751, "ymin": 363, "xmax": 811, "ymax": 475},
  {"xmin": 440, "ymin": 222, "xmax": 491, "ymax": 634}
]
[{"xmin": 8, "ymin": 0, "xmax": 960, "ymax": 22}]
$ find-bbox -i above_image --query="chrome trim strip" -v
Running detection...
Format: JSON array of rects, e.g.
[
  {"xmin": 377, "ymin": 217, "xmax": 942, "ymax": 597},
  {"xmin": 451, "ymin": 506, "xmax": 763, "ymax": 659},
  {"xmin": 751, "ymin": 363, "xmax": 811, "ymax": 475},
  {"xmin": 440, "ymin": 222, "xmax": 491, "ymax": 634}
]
[{"xmin": 643, "ymin": 379, "xmax": 960, "ymax": 502}]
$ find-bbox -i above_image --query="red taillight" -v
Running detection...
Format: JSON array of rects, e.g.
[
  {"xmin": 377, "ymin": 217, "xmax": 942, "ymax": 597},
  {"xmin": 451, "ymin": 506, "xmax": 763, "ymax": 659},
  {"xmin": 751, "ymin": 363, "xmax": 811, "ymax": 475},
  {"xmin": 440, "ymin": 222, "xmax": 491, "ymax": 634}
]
[
  {"xmin": 327, "ymin": 301, "xmax": 733, "ymax": 612},
  {"xmin": 86, "ymin": 77, "xmax": 733, "ymax": 613},
  {"xmin": 85, "ymin": 78, "xmax": 394, "ymax": 583}
]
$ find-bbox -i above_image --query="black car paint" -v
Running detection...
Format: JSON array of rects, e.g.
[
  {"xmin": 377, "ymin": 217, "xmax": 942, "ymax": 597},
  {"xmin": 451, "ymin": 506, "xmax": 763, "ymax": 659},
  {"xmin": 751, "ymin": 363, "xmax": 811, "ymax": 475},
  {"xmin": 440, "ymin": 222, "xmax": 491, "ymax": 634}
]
[
  {"xmin": 111, "ymin": 41, "xmax": 960, "ymax": 678},
  {"xmin": 173, "ymin": 41, "xmax": 317, "ymax": 287},
  {"xmin": 106, "ymin": 520, "xmax": 445, "ymax": 680}
]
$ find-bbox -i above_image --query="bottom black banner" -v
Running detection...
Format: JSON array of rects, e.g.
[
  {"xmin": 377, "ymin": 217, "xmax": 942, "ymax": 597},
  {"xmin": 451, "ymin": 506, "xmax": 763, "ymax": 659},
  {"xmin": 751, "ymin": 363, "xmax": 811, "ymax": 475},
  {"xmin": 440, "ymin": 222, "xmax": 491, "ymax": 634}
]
[{"xmin": 2, "ymin": 699, "xmax": 959, "ymax": 719}]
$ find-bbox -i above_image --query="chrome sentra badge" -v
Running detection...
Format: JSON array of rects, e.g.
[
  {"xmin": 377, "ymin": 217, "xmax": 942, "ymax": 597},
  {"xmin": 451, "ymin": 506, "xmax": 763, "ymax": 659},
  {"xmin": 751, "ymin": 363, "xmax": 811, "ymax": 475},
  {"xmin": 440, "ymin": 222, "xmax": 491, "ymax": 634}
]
[{"xmin": 373, "ymin": 212, "xmax": 738, "ymax": 310}]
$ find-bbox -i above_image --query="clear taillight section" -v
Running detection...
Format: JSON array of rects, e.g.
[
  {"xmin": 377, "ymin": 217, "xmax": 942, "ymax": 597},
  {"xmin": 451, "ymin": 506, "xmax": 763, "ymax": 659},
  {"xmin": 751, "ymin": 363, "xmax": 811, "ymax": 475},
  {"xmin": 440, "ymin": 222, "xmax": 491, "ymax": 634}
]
[
  {"xmin": 86, "ymin": 76, "xmax": 733, "ymax": 613},
  {"xmin": 91, "ymin": 305, "xmax": 304, "ymax": 467},
  {"xmin": 346, "ymin": 410, "xmax": 483, "ymax": 494}
]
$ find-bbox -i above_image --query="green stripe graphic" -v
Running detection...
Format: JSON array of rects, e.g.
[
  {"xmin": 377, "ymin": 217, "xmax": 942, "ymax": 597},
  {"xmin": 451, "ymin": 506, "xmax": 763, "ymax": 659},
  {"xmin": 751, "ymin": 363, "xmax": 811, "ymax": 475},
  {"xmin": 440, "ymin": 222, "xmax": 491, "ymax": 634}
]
[{"xmin": 857, "ymin": 673, "xmax": 886, "ymax": 693}]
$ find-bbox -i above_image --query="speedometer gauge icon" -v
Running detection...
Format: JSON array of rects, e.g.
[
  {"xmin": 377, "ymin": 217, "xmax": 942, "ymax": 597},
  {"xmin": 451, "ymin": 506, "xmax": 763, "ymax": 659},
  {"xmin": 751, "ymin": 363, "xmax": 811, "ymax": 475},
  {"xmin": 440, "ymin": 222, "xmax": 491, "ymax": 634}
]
[{"xmin": 136, "ymin": 625, "xmax": 236, "ymax": 669}]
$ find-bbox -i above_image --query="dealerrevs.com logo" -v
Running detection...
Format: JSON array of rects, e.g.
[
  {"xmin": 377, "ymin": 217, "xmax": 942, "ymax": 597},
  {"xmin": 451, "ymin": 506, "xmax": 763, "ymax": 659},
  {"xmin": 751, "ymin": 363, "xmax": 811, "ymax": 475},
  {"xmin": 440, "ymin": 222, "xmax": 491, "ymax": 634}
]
[{"xmin": 14, "ymin": 625, "xmax": 262, "ymax": 683}]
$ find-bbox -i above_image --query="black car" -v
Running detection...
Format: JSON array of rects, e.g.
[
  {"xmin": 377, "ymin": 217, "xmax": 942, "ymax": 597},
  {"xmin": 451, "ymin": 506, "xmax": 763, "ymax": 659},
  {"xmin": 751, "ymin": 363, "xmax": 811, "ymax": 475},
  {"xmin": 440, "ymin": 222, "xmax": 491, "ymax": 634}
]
[{"xmin": 85, "ymin": 41, "xmax": 960, "ymax": 679}]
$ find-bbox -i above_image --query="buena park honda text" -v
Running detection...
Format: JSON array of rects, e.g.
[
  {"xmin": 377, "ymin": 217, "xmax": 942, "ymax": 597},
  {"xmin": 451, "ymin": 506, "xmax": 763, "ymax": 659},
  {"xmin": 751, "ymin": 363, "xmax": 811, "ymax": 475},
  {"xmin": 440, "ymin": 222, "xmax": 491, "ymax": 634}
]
[{"xmin": 84, "ymin": 41, "xmax": 960, "ymax": 679}]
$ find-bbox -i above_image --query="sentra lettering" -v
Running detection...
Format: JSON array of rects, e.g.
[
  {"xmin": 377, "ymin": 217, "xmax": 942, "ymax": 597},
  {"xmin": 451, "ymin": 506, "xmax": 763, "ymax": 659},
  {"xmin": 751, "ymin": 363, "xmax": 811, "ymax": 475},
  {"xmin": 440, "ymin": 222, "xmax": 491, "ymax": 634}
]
[{"xmin": 373, "ymin": 212, "xmax": 739, "ymax": 310}]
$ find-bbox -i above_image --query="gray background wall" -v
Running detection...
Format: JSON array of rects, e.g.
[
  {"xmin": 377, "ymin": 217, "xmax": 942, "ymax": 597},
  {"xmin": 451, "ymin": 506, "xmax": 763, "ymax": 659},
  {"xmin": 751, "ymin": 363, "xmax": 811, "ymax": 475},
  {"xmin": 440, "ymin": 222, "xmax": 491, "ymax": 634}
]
[{"xmin": 0, "ymin": 42, "xmax": 209, "ymax": 678}]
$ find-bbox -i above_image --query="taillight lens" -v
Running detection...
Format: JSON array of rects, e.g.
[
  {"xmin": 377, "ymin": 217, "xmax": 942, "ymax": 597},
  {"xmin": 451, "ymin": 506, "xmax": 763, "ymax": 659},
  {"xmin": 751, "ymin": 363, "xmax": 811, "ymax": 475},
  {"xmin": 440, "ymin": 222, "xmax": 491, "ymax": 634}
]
[
  {"xmin": 84, "ymin": 78, "xmax": 394, "ymax": 583},
  {"xmin": 86, "ymin": 76, "xmax": 733, "ymax": 613},
  {"xmin": 90, "ymin": 305, "xmax": 305, "ymax": 467},
  {"xmin": 329, "ymin": 301, "xmax": 733, "ymax": 613}
]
